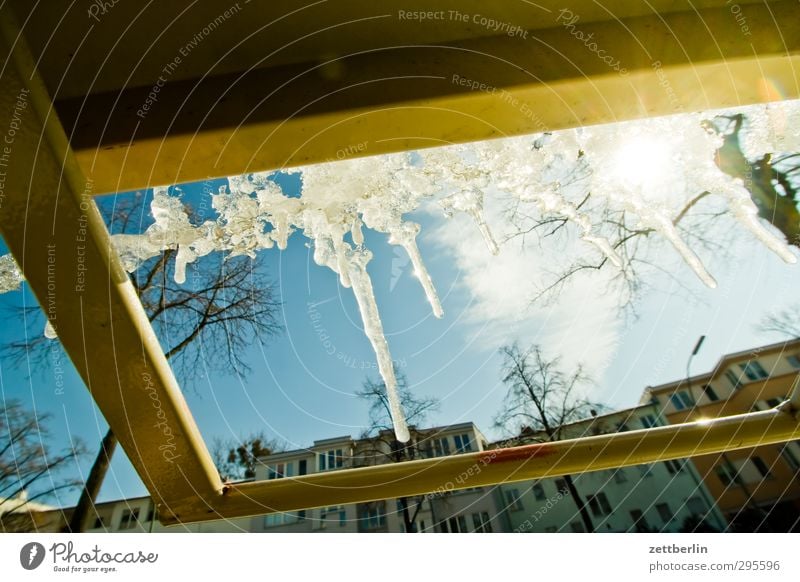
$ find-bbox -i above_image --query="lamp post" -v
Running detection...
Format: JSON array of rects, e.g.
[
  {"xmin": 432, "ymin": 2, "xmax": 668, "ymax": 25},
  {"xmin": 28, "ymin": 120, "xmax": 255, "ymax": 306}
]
[{"xmin": 686, "ymin": 335, "xmax": 705, "ymax": 393}]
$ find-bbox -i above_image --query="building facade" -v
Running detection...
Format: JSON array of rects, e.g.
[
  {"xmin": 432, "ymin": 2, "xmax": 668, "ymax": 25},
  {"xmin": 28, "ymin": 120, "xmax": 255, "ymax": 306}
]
[
  {"xmin": 642, "ymin": 338, "xmax": 800, "ymax": 532},
  {"xmin": 495, "ymin": 405, "xmax": 726, "ymax": 533},
  {"xmin": 251, "ymin": 422, "xmax": 509, "ymax": 533}
]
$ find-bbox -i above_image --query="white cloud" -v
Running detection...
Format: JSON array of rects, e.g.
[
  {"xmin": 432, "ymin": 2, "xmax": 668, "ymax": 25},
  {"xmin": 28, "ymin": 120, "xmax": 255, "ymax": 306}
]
[{"xmin": 425, "ymin": 193, "xmax": 623, "ymax": 380}]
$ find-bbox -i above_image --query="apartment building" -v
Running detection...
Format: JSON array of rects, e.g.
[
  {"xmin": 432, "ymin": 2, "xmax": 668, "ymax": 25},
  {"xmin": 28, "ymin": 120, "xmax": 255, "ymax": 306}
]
[
  {"xmin": 251, "ymin": 422, "xmax": 509, "ymax": 533},
  {"xmin": 495, "ymin": 405, "xmax": 727, "ymax": 533},
  {"xmin": 642, "ymin": 338, "xmax": 800, "ymax": 532}
]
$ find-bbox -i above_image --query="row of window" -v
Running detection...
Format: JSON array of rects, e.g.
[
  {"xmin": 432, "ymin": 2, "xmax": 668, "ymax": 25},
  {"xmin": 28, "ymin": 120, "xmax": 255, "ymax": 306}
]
[
  {"xmin": 92, "ymin": 506, "xmax": 155, "ymax": 531},
  {"xmin": 436, "ymin": 512, "xmax": 493, "ymax": 533},
  {"xmin": 716, "ymin": 447, "xmax": 800, "ymax": 486},
  {"xmin": 662, "ymin": 355, "xmax": 799, "ymax": 413},
  {"xmin": 266, "ymin": 433, "xmax": 477, "ymax": 479},
  {"xmin": 544, "ymin": 498, "xmax": 706, "ymax": 532}
]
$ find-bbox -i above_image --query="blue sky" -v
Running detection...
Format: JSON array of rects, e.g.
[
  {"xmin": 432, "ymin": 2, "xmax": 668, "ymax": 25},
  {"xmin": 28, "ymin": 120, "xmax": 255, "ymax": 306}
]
[{"xmin": 0, "ymin": 167, "xmax": 797, "ymax": 506}]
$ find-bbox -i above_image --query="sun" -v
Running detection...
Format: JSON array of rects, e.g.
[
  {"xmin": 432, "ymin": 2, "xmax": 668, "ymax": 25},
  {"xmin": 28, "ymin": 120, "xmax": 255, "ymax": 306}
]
[{"xmin": 612, "ymin": 133, "xmax": 674, "ymax": 189}]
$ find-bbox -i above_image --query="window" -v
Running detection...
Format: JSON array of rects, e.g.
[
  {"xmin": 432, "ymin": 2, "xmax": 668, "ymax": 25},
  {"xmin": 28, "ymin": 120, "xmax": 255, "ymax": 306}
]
[
  {"xmin": 472, "ymin": 512, "xmax": 493, "ymax": 533},
  {"xmin": 613, "ymin": 469, "xmax": 627, "ymax": 484},
  {"xmin": 663, "ymin": 459, "xmax": 684, "ymax": 475},
  {"xmin": 669, "ymin": 390, "xmax": 695, "ymax": 411},
  {"xmin": 687, "ymin": 497, "xmax": 707, "ymax": 515},
  {"xmin": 119, "ymin": 508, "xmax": 140, "ymax": 530},
  {"xmin": 318, "ymin": 449, "xmax": 344, "ymax": 471},
  {"xmin": 616, "ymin": 422, "xmax": 630, "ymax": 432},
  {"xmin": 570, "ymin": 521, "xmax": 585, "ymax": 532},
  {"xmin": 92, "ymin": 515, "xmax": 108, "ymax": 530},
  {"xmin": 357, "ymin": 501, "xmax": 386, "ymax": 531},
  {"xmin": 438, "ymin": 515, "xmax": 468, "ymax": 533},
  {"xmin": 555, "ymin": 478, "xmax": 569, "ymax": 494},
  {"xmin": 298, "ymin": 459, "xmax": 307, "ymax": 475},
  {"xmin": 264, "ymin": 511, "xmax": 303, "ymax": 528},
  {"xmin": 787, "ymin": 354, "xmax": 800, "ymax": 369},
  {"xmin": 630, "ymin": 509, "xmax": 649, "ymax": 532},
  {"xmin": 715, "ymin": 463, "xmax": 741, "ymax": 486},
  {"xmin": 587, "ymin": 493, "xmax": 612, "ymax": 517},
  {"xmin": 267, "ymin": 461, "xmax": 294, "ymax": 479},
  {"xmin": 765, "ymin": 397, "xmax": 783, "ymax": 408},
  {"xmin": 504, "ymin": 488, "xmax": 524, "ymax": 511},
  {"xmin": 702, "ymin": 384, "xmax": 719, "ymax": 402},
  {"xmin": 781, "ymin": 442, "xmax": 800, "ymax": 472},
  {"xmin": 739, "ymin": 360, "xmax": 768, "ymax": 381},
  {"xmin": 638, "ymin": 463, "xmax": 654, "ymax": 478},
  {"xmin": 750, "ymin": 456, "xmax": 772, "ymax": 479},
  {"xmin": 532, "ymin": 482, "xmax": 546, "ymax": 501},
  {"xmin": 454, "ymin": 433, "xmax": 474, "ymax": 453},
  {"xmin": 320, "ymin": 506, "xmax": 346, "ymax": 527},
  {"xmin": 656, "ymin": 503, "xmax": 672, "ymax": 524},
  {"xmin": 432, "ymin": 437, "xmax": 451, "ymax": 457},
  {"xmin": 640, "ymin": 415, "xmax": 658, "ymax": 429},
  {"xmin": 725, "ymin": 369, "xmax": 743, "ymax": 390}
]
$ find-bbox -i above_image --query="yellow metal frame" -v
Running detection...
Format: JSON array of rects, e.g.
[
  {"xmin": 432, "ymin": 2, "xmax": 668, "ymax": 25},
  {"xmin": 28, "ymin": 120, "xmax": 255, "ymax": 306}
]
[{"xmin": 1, "ymin": 1, "xmax": 799, "ymax": 524}]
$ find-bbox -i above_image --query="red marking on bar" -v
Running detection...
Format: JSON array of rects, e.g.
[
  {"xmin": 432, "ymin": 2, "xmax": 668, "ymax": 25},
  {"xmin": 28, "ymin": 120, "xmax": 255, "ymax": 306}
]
[{"xmin": 479, "ymin": 444, "xmax": 556, "ymax": 464}]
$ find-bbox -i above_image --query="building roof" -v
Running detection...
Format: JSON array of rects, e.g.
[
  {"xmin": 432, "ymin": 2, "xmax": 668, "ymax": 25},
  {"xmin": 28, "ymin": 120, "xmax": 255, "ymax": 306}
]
[{"xmin": 642, "ymin": 338, "xmax": 800, "ymax": 399}]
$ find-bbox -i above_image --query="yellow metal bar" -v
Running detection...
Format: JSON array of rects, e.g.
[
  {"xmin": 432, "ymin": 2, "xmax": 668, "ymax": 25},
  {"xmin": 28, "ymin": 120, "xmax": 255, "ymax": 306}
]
[
  {"xmin": 0, "ymin": 7, "xmax": 222, "ymax": 521},
  {"xmin": 39, "ymin": 0, "xmax": 800, "ymax": 194},
  {"xmin": 2, "ymin": 0, "xmax": 800, "ymax": 527},
  {"xmin": 162, "ymin": 407, "xmax": 800, "ymax": 524}
]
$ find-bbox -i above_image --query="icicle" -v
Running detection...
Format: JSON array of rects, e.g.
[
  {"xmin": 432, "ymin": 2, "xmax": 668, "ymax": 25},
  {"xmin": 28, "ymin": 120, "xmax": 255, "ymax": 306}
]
[
  {"xmin": 645, "ymin": 212, "xmax": 718, "ymax": 288},
  {"xmin": 345, "ymin": 245, "xmax": 410, "ymax": 442},
  {"xmin": 388, "ymin": 221, "xmax": 444, "ymax": 318},
  {"xmin": 0, "ymin": 254, "xmax": 23, "ymax": 292},
  {"xmin": 440, "ymin": 188, "xmax": 499, "ymax": 255},
  {"xmin": 713, "ymin": 176, "xmax": 797, "ymax": 264},
  {"xmin": 44, "ymin": 320, "xmax": 57, "ymax": 339},
  {"xmin": 351, "ymin": 215, "xmax": 365, "ymax": 246}
]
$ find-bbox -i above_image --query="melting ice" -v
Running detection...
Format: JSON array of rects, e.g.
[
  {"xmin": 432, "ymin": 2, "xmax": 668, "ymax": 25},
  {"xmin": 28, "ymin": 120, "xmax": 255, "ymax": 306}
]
[{"xmin": 1, "ymin": 100, "xmax": 798, "ymax": 442}]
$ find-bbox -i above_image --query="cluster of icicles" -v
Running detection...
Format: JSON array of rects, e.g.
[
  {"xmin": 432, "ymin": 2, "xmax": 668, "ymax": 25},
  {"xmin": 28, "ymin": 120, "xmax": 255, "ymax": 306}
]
[{"xmin": 1, "ymin": 101, "xmax": 798, "ymax": 442}]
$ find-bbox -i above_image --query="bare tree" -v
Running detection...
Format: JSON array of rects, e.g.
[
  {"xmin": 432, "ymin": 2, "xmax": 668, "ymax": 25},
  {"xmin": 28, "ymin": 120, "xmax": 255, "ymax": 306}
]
[
  {"xmin": 494, "ymin": 343, "xmax": 602, "ymax": 533},
  {"xmin": 212, "ymin": 431, "xmax": 284, "ymax": 482},
  {"xmin": 2, "ymin": 192, "xmax": 282, "ymax": 532},
  {"xmin": 0, "ymin": 400, "xmax": 86, "ymax": 532},
  {"xmin": 355, "ymin": 371, "xmax": 439, "ymax": 533},
  {"xmin": 758, "ymin": 305, "xmax": 800, "ymax": 339},
  {"xmin": 506, "ymin": 112, "xmax": 800, "ymax": 309}
]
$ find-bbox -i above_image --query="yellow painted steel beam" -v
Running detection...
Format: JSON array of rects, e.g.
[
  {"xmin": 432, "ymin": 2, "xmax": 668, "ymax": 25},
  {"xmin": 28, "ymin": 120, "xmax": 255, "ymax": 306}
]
[
  {"xmin": 33, "ymin": 0, "xmax": 800, "ymax": 194},
  {"xmin": 0, "ymin": 8, "xmax": 222, "ymax": 521},
  {"xmin": 163, "ymin": 406, "xmax": 800, "ymax": 524},
  {"xmin": 3, "ymin": 1, "xmax": 800, "ymax": 527}
]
